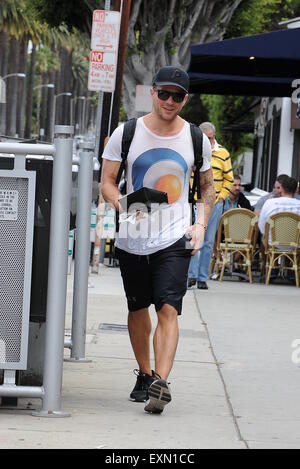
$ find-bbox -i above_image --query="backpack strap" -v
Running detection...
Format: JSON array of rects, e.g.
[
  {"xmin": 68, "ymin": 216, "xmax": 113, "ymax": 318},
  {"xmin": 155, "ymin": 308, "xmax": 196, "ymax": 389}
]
[
  {"xmin": 116, "ymin": 118, "xmax": 137, "ymax": 186},
  {"xmin": 189, "ymin": 123, "xmax": 203, "ymax": 203}
]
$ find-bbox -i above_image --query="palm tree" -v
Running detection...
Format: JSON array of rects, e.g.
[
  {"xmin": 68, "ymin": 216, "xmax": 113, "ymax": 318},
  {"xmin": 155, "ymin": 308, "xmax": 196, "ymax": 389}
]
[
  {"xmin": 0, "ymin": 28, "xmax": 9, "ymax": 135},
  {"xmin": 34, "ymin": 45, "xmax": 60, "ymax": 137},
  {"xmin": 0, "ymin": 0, "xmax": 44, "ymax": 137}
]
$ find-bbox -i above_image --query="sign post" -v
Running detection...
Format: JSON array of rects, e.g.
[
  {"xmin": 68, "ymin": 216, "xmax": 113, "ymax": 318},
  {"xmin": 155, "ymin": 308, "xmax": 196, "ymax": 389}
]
[
  {"xmin": 91, "ymin": 10, "xmax": 121, "ymax": 53},
  {"xmin": 90, "ymin": 8, "xmax": 121, "ymax": 159},
  {"xmin": 88, "ymin": 10, "xmax": 121, "ymax": 94},
  {"xmin": 90, "ymin": 6, "xmax": 121, "ymax": 275},
  {"xmin": 88, "ymin": 51, "xmax": 118, "ymax": 93}
]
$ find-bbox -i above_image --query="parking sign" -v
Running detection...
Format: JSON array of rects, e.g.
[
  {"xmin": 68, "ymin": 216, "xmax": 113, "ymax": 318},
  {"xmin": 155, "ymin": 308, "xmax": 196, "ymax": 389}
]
[
  {"xmin": 89, "ymin": 10, "xmax": 120, "ymax": 92},
  {"xmin": 91, "ymin": 10, "xmax": 120, "ymax": 52},
  {"xmin": 88, "ymin": 50, "xmax": 117, "ymax": 93}
]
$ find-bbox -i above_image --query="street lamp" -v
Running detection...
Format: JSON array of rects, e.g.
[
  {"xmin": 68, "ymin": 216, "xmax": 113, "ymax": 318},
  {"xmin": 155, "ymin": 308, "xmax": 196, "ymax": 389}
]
[
  {"xmin": 33, "ymin": 84, "xmax": 55, "ymax": 139},
  {"xmin": 33, "ymin": 83, "xmax": 55, "ymax": 91},
  {"xmin": 70, "ymin": 96, "xmax": 86, "ymax": 135},
  {"xmin": 0, "ymin": 73, "xmax": 26, "ymax": 104},
  {"xmin": 52, "ymin": 92, "xmax": 72, "ymax": 135},
  {"xmin": 3, "ymin": 73, "xmax": 26, "ymax": 80}
]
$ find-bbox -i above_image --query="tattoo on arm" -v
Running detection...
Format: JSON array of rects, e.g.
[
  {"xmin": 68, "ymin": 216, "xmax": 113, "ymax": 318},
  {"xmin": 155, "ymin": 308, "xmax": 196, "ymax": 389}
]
[
  {"xmin": 198, "ymin": 169, "xmax": 215, "ymax": 223},
  {"xmin": 200, "ymin": 169, "xmax": 215, "ymax": 207}
]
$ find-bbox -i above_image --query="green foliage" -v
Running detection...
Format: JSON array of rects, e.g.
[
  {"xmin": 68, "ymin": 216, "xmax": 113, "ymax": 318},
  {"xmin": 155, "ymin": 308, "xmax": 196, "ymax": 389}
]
[
  {"xmin": 225, "ymin": 0, "xmax": 281, "ymax": 37},
  {"xmin": 0, "ymin": 0, "xmax": 44, "ymax": 41},
  {"xmin": 202, "ymin": 0, "xmax": 300, "ymax": 161},
  {"xmin": 30, "ymin": 0, "xmax": 104, "ymax": 32},
  {"xmin": 36, "ymin": 45, "xmax": 60, "ymax": 75},
  {"xmin": 226, "ymin": 0, "xmax": 300, "ymax": 38},
  {"xmin": 119, "ymin": 104, "xmax": 128, "ymax": 123},
  {"xmin": 201, "ymin": 95, "xmax": 254, "ymax": 163}
]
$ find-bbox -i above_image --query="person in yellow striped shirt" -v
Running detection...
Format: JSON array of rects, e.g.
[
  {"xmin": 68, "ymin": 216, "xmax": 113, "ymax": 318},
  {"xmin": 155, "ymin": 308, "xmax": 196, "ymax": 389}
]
[{"xmin": 188, "ymin": 122, "xmax": 233, "ymax": 289}]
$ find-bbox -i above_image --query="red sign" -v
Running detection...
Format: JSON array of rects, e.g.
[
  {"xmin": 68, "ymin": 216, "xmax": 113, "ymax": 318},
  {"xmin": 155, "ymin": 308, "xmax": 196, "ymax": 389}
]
[
  {"xmin": 88, "ymin": 51, "xmax": 117, "ymax": 93},
  {"xmin": 90, "ymin": 51, "xmax": 104, "ymax": 62},
  {"xmin": 91, "ymin": 10, "xmax": 120, "ymax": 52}
]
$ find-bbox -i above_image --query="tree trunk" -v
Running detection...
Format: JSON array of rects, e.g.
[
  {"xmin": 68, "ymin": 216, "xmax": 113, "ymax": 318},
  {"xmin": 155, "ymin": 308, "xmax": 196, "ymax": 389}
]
[
  {"xmin": 0, "ymin": 30, "xmax": 9, "ymax": 135},
  {"xmin": 16, "ymin": 39, "xmax": 28, "ymax": 138},
  {"xmin": 63, "ymin": 50, "xmax": 73, "ymax": 125},
  {"xmin": 57, "ymin": 47, "xmax": 67, "ymax": 124},
  {"xmin": 46, "ymin": 69, "xmax": 55, "ymax": 142},
  {"xmin": 25, "ymin": 44, "xmax": 37, "ymax": 139},
  {"xmin": 123, "ymin": 0, "xmax": 243, "ymax": 118},
  {"xmin": 6, "ymin": 37, "xmax": 20, "ymax": 136},
  {"xmin": 35, "ymin": 74, "xmax": 42, "ymax": 137},
  {"xmin": 110, "ymin": 0, "xmax": 131, "ymax": 136},
  {"xmin": 40, "ymin": 72, "xmax": 48, "ymax": 140}
]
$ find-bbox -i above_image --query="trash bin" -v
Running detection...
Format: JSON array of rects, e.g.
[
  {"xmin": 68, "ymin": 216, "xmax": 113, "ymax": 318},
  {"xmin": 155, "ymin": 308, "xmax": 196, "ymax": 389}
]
[{"xmin": 0, "ymin": 155, "xmax": 75, "ymax": 387}]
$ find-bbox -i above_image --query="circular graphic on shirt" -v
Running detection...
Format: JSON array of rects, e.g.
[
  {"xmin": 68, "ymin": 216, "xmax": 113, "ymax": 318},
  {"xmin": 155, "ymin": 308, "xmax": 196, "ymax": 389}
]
[{"xmin": 131, "ymin": 148, "xmax": 188, "ymax": 204}]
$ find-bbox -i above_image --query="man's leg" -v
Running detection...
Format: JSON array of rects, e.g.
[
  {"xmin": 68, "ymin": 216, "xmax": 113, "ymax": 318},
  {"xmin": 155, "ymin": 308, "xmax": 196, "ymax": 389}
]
[
  {"xmin": 128, "ymin": 308, "xmax": 152, "ymax": 376},
  {"xmin": 144, "ymin": 236, "xmax": 189, "ymax": 413},
  {"xmin": 144, "ymin": 303, "xmax": 176, "ymax": 414},
  {"xmin": 153, "ymin": 304, "xmax": 179, "ymax": 380},
  {"xmin": 198, "ymin": 202, "xmax": 223, "ymax": 282}
]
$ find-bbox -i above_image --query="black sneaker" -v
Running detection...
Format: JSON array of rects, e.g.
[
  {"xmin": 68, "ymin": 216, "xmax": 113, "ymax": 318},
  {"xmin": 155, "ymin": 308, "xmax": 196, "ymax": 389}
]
[
  {"xmin": 197, "ymin": 281, "xmax": 208, "ymax": 290},
  {"xmin": 187, "ymin": 278, "xmax": 197, "ymax": 288},
  {"xmin": 130, "ymin": 370, "xmax": 156, "ymax": 402},
  {"xmin": 144, "ymin": 379, "xmax": 172, "ymax": 414}
]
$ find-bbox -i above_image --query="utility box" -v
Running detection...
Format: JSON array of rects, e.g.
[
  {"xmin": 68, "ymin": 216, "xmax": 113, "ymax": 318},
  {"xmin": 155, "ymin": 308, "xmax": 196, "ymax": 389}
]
[
  {"xmin": 0, "ymin": 161, "xmax": 36, "ymax": 371},
  {"xmin": 0, "ymin": 153, "xmax": 76, "ymax": 386},
  {"xmin": 0, "ymin": 157, "xmax": 53, "ymax": 325}
]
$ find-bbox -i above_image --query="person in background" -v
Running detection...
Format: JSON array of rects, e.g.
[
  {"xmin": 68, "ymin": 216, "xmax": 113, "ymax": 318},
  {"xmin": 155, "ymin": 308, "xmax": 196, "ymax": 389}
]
[
  {"xmin": 255, "ymin": 174, "xmax": 300, "ymax": 215},
  {"xmin": 223, "ymin": 174, "xmax": 252, "ymax": 211},
  {"xmin": 188, "ymin": 122, "xmax": 233, "ymax": 290},
  {"xmin": 259, "ymin": 176, "xmax": 300, "ymax": 239}
]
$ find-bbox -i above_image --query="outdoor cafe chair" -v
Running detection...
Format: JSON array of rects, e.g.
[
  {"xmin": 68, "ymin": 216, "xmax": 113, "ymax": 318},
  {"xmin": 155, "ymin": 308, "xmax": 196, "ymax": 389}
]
[
  {"xmin": 215, "ymin": 208, "xmax": 258, "ymax": 284},
  {"xmin": 264, "ymin": 212, "xmax": 300, "ymax": 287}
]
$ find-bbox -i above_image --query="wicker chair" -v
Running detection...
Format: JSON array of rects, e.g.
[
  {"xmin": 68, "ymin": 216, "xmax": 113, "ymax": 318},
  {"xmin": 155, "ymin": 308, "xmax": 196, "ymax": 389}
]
[
  {"xmin": 264, "ymin": 212, "xmax": 300, "ymax": 287},
  {"xmin": 215, "ymin": 209, "xmax": 258, "ymax": 283}
]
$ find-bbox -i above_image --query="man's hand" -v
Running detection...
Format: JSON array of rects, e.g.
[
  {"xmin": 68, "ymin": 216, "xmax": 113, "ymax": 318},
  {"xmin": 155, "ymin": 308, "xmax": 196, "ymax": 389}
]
[{"xmin": 186, "ymin": 222, "xmax": 206, "ymax": 256}]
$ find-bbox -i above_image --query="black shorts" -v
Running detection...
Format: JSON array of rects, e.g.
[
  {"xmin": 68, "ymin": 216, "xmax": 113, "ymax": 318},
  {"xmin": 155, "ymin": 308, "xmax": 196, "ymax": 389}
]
[{"xmin": 115, "ymin": 236, "xmax": 192, "ymax": 315}]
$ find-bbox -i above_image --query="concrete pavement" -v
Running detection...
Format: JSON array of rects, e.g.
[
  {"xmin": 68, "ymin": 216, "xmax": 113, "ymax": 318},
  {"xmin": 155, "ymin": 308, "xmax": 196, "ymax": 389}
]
[{"xmin": 0, "ymin": 264, "xmax": 299, "ymax": 449}]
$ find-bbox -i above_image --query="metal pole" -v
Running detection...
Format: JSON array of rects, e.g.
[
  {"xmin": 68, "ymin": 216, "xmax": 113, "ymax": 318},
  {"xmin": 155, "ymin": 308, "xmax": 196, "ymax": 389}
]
[
  {"xmin": 83, "ymin": 98, "xmax": 87, "ymax": 135},
  {"xmin": 33, "ymin": 125, "xmax": 74, "ymax": 418},
  {"xmin": 255, "ymin": 137, "xmax": 264, "ymax": 187},
  {"xmin": 70, "ymin": 98, "xmax": 74, "ymax": 127},
  {"xmin": 66, "ymin": 141, "xmax": 94, "ymax": 362},
  {"xmin": 51, "ymin": 96, "xmax": 57, "ymax": 142},
  {"xmin": 94, "ymin": 92, "xmax": 104, "ymax": 159},
  {"xmin": 94, "ymin": 0, "xmax": 111, "ymax": 158},
  {"xmin": 107, "ymin": 92, "xmax": 115, "ymax": 138}
]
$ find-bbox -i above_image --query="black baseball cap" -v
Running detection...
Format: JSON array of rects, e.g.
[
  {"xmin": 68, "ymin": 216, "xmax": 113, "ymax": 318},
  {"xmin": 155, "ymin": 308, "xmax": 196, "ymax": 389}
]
[{"xmin": 152, "ymin": 66, "xmax": 189, "ymax": 94}]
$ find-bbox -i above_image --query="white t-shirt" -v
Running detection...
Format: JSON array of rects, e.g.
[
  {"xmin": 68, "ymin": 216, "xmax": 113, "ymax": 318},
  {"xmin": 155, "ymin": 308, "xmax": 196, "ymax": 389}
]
[
  {"xmin": 259, "ymin": 197, "xmax": 300, "ymax": 242},
  {"xmin": 102, "ymin": 117, "xmax": 212, "ymax": 255}
]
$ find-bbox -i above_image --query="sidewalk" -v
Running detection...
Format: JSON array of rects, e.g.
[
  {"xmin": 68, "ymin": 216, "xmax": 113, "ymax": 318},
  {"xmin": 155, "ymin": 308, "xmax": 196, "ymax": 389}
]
[{"xmin": 0, "ymin": 265, "xmax": 299, "ymax": 449}]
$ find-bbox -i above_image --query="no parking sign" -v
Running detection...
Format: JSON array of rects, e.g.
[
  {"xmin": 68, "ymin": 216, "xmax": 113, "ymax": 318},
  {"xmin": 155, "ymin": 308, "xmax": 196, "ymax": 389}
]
[
  {"xmin": 88, "ymin": 10, "xmax": 120, "ymax": 93},
  {"xmin": 88, "ymin": 50, "xmax": 117, "ymax": 93}
]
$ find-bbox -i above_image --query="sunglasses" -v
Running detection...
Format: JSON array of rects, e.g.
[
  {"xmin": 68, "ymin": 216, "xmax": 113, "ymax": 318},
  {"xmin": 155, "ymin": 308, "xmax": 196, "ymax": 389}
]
[{"xmin": 155, "ymin": 89, "xmax": 186, "ymax": 103}]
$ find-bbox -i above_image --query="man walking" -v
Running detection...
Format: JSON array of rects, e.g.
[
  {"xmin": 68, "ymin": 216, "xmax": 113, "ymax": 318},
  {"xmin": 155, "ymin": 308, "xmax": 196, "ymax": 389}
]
[
  {"xmin": 188, "ymin": 122, "xmax": 233, "ymax": 290},
  {"xmin": 101, "ymin": 66, "xmax": 214, "ymax": 414}
]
